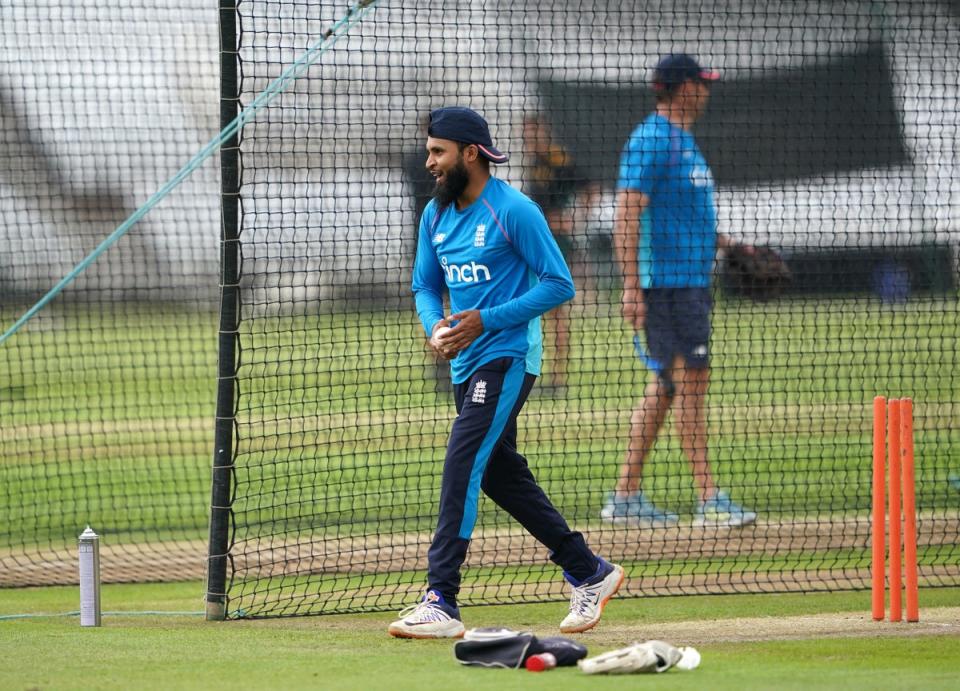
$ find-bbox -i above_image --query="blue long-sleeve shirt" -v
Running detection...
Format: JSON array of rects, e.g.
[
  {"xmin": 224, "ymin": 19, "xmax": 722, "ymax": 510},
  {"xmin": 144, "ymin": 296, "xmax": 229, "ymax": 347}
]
[{"xmin": 411, "ymin": 176, "xmax": 575, "ymax": 384}]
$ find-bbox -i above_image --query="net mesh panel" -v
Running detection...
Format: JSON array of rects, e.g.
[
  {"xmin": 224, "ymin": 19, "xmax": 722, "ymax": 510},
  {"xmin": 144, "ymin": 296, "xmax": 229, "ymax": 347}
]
[
  {"xmin": 222, "ymin": 0, "xmax": 960, "ymax": 618},
  {"xmin": 1, "ymin": 1, "xmax": 957, "ymax": 611},
  {"xmin": 0, "ymin": 3, "xmax": 218, "ymax": 585}
]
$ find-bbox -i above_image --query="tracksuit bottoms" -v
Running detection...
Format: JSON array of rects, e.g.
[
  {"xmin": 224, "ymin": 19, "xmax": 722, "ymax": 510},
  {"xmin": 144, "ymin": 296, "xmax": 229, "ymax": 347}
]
[{"xmin": 427, "ymin": 357, "xmax": 599, "ymax": 604}]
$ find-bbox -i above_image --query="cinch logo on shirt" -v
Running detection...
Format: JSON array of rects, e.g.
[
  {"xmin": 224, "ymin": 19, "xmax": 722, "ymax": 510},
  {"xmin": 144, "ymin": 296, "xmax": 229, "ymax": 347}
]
[{"xmin": 440, "ymin": 256, "xmax": 492, "ymax": 284}]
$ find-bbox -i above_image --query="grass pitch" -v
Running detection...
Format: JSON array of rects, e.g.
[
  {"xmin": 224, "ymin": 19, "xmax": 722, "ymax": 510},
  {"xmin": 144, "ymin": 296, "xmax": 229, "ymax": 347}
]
[
  {"xmin": 2, "ymin": 582, "xmax": 959, "ymax": 690},
  {"xmin": 1, "ymin": 295, "xmax": 959, "ymax": 611}
]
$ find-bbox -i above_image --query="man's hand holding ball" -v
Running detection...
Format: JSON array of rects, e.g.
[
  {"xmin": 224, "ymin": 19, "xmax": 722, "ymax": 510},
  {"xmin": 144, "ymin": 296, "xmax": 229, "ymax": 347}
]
[
  {"xmin": 430, "ymin": 311, "xmax": 484, "ymax": 360},
  {"xmin": 430, "ymin": 321, "xmax": 457, "ymax": 360}
]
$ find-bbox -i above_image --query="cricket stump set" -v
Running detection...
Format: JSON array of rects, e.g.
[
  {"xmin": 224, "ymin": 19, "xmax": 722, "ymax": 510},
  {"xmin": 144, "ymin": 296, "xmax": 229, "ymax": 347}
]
[{"xmin": 872, "ymin": 396, "xmax": 919, "ymax": 623}]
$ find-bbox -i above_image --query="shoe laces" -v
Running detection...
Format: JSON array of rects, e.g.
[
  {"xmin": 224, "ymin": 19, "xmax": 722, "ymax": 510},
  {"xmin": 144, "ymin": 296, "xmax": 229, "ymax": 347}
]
[
  {"xmin": 704, "ymin": 491, "xmax": 732, "ymax": 511},
  {"xmin": 568, "ymin": 579, "xmax": 603, "ymax": 616},
  {"xmin": 634, "ymin": 494, "xmax": 663, "ymax": 515},
  {"xmin": 398, "ymin": 598, "xmax": 452, "ymax": 623}
]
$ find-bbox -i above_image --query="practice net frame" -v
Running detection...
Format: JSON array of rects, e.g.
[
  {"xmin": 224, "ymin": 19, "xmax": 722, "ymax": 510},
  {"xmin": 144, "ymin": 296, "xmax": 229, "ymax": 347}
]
[
  {"xmin": 0, "ymin": 1, "xmax": 956, "ymax": 620},
  {"xmin": 205, "ymin": 0, "xmax": 960, "ymax": 619}
]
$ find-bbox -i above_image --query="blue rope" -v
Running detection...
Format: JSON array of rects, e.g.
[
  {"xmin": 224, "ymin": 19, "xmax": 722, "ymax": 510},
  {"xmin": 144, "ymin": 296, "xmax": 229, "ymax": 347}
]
[{"xmin": 0, "ymin": 0, "xmax": 381, "ymax": 346}]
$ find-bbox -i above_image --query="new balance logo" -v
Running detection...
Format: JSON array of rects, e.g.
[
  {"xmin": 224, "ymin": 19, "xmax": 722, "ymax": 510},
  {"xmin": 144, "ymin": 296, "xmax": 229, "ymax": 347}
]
[
  {"xmin": 433, "ymin": 233, "xmax": 446, "ymax": 244},
  {"xmin": 472, "ymin": 380, "xmax": 487, "ymax": 404},
  {"xmin": 440, "ymin": 256, "xmax": 492, "ymax": 284}
]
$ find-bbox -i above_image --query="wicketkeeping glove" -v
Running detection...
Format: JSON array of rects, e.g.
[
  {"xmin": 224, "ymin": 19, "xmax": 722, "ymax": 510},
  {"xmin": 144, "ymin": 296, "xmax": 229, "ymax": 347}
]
[
  {"xmin": 578, "ymin": 640, "xmax": 688, "ymax": 674},
  {"xmin": 724, "ymin": 244, "xmax": 791, "ymax": 300}
]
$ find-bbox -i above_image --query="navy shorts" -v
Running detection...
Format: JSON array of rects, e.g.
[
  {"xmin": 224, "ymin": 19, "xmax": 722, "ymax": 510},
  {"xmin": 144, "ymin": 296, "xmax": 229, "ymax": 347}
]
[{"xmin": 643, "ymin": 287, "xmax": 712, "ymax": 372}]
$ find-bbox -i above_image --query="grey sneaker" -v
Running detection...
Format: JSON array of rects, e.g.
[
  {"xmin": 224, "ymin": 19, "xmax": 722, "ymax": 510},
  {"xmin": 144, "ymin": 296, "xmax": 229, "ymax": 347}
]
[
  {"xmin": 387, "ymin": 589, "xmax": 465, "ymax": 639},
  {"xmin": 600, "ymin": 491, "xmax": 679, "ymax": 526},
  {"xmin": 693, "ymin": 490, "xmax": 757, "ymax": 527}
]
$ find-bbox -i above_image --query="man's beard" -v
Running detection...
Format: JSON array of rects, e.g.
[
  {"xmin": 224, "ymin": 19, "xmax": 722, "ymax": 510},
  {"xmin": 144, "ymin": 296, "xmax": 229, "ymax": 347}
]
[{"xmin": 432, "ymin": 159, "xmax": 470, "ymax": 206}]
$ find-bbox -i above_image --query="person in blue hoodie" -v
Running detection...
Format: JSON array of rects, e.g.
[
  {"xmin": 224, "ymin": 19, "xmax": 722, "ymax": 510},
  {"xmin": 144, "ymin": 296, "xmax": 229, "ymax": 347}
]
[{"xmin": 388, "ymin": 107, "xmax": 622, "ymax": 639}]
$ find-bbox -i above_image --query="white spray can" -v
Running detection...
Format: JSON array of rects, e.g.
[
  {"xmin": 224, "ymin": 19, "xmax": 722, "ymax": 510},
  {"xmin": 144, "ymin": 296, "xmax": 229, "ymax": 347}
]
[{"xmin": 78, "ymin": 526, "xmax": 101, "ymax": 627}]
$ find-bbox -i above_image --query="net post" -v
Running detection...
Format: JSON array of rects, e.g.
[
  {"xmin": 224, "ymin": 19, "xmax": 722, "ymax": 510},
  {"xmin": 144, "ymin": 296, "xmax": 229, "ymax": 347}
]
[{"xmin": 206, "ymin": 0, "xmax": 241, "ymax": 622}]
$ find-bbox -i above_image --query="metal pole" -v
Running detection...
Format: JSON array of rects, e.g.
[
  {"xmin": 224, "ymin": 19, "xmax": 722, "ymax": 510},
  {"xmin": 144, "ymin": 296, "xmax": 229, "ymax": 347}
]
[
  {"xmin": 78, "ymin": 526, "xmax": 102, "ymax": 627},
  {"xmin": 206, "ymin": 0, "xmax": 241, "ymax": 622}
]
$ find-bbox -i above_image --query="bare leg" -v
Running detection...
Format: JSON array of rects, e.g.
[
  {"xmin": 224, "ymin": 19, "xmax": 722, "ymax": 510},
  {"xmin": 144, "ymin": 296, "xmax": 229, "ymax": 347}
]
[
  {"xmin": 545, "ymin": 209, "xmax": 573, "ymax": 389},
  {"xmin": 615, "ymin": 376, "xmax": 672, "ymax": 495},
  {"xmin": 542, "ymin": 306, "xmax": 570, "ymax": 389},
  {"xmin": 671, "ymin": 357, "xmax": 715, "ymax": 502}
]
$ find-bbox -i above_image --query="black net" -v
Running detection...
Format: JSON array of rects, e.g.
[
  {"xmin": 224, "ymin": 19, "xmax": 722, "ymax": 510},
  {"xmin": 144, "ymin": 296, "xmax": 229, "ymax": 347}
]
[
  {"xmin": 0, "ymin": 2, "xmax": 218, "ymax": 585},
  {"xmin": 1, "ymin": 1, "xmax": 957, "ymax": 618},
  {"xmin": 218, "ymin": 1, "xmax": 960, "ymax": 618}
]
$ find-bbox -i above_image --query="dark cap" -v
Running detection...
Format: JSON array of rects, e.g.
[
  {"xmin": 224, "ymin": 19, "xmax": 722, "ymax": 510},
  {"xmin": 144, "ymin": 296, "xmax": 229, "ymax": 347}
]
[
  {"xmin": 652, "ymin": 54, "xmax": 720, "ymax": 91},
  {"xmin": 428, "ymin": 107, "xmax": 509, "ymax": 164}
]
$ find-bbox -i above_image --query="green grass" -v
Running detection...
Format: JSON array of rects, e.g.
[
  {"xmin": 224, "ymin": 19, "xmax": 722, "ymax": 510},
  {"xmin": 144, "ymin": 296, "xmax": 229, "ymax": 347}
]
[
  {"xmin": 2, "ymin": 582, "xmax": 958, "ymax": 690},
  {"xmin": 1, "ymin": 297, "xmax": 958, "ymax": 611}
]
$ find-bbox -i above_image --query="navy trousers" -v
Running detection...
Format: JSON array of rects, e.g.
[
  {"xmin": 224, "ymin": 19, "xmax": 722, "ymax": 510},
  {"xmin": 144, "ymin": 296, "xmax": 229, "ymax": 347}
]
[{"xmin": 427, "ymin": 357, "xmax": 597, "ymax": 603}]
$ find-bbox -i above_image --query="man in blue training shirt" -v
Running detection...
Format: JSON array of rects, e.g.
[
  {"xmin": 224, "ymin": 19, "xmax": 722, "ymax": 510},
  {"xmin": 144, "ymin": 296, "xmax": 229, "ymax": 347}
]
[
  {"xmin": 605, "ymin": 54, "xmax": 757, "ymax": 528},
  {"xmin": 389, "ymin": 106, "xmax": 622, "ymax": 639}
]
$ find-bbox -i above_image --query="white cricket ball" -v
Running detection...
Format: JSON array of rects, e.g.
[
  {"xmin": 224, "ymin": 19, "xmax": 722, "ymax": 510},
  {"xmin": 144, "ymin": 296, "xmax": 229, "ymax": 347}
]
[
  {"xmin": 675, "ymin": 646, "xmax": 701, "ymax": 671},
  {"xmin": 431, "ymin": 326, "xmax": 453, "ymax": 348}
]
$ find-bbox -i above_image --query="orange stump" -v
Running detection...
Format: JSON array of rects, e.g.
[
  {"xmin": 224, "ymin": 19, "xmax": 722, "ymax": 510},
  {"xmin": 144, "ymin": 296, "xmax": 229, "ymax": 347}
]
[
  {"xmin": 888, "ymin": 399, "xmax": 902, "ymax": 622},
  {"xmin": 872, "ymin": 396, "xmax": 919, "ymax": 624},
  {"xmin": 900, "ymin": 399, "xmax": 919, "ymax": 622},
  {"xmin": 871, "ymin": 396, "xmax": 886, "ymax": 621}
]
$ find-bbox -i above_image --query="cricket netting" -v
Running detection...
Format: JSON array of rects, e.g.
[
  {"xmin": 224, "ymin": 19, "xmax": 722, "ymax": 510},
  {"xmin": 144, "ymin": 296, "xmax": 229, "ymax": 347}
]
[
  {"xmin": 209, "ymin": 0, "xmax": 960, "ymax": 618},
  {"xmin": 0, "ymin": 2, "xmax": 957, "ymax": 620},
  {"xmin": 0, "ymin": 2, "xmax": 219, "ymax": 586}
]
